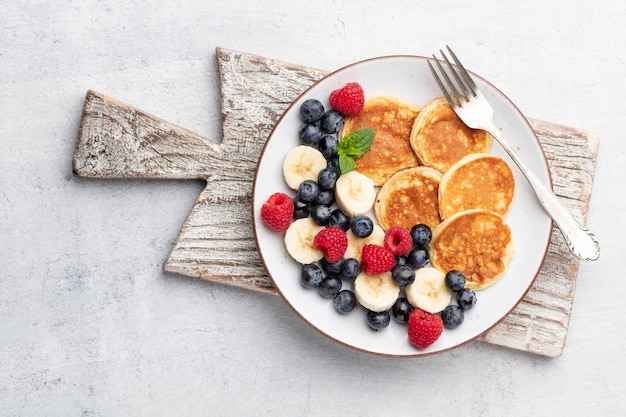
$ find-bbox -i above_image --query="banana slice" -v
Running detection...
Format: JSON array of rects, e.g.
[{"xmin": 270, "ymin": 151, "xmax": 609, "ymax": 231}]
[
  {"xmin": 283, "ymin": 145, "xmax": 327, "ymax": 190},
  {"xmin": 284, "ymin": 217, "xmax": 325, "ymax": 264},
  {"xmin": 406, "ymin": 267, "xmax": 452, "ymax": 314},
  {"xmin": 335, "ymin": 170, "xmax": 377, "ymax": 216},
  {"xmin": 344, "ymin": 224, "xmax": 385, "ymax": 262},
  {"xmin": 354, "ymin": 271, "xmax": 400, "ymax": 312}
]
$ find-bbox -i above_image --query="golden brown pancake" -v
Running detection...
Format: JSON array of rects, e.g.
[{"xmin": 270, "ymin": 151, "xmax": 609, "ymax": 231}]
[
  {"xmin": 438, "ymin": 153, "xmax": 515, "ymax": 220},
  {"xmin": 410, "ymin": 97, "xmax": 493, "ymax": 173},
  {"xmin": 430, "ymin": 209, "xmax": 514, "ymax": 290},
  {"xmin": 341, "ymin": 96, "xmax": 421, "ymax": 186},
  {"xmin": 374, "ymin": 166, "xmax": 442, "ymax": 232}
]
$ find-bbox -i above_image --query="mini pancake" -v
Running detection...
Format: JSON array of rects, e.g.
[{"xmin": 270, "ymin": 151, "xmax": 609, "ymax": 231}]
[
  {"xmin": 438, "ymin": 153, "xmax": 515, "ymax": 220},
  {"xmin": 374, "ymin": 166, "xmax": 442, "ymax": 232},
  {"xmin": 430, "ymin": 209, "xmax": 514, "ymax": 290},
  {"xmin": 340, "ymin": 96, "xmax": 421, "ymax": 186},
  {"xmin": 410, "ymin": 97, "xmax": 493, "ymax": 173}
]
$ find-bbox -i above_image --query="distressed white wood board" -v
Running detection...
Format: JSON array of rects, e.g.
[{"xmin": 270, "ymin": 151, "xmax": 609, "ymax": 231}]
[{"xmin": 73, "ymin": 48, "xmax": 599, "ymax": 357}]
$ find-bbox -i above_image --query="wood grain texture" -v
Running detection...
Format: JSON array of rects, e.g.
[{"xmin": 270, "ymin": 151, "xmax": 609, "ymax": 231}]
[{"xmin": 73, "ymin": 48, "xmax": 599, "ymax": 356}]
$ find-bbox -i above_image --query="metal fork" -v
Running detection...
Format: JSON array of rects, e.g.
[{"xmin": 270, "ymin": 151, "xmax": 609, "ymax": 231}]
[{"xmin": 428, "ymin": 46, "xmax": 600, "ymax": 261}]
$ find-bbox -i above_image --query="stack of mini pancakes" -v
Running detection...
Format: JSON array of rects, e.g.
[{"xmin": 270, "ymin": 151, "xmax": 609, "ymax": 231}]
[{"xmin": 340, "ymin": 96, "xmax": 515, "ymax": 291}]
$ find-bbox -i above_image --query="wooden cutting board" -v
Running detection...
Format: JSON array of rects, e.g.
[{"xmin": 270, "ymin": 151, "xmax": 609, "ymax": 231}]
[{"xmin": 73, "ymin": 48, "xmax": 599, "ymax": 357}]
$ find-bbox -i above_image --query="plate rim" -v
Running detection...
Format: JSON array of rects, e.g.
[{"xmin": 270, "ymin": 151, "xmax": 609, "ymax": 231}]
[{"xmin": 251, "ymin": 54, "xmax": 553, "ymax": 357}]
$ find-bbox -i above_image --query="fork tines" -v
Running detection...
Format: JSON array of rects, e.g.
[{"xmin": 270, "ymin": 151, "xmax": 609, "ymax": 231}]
[{"xmin": 428, "ymin": 46, "xmax": 477, "ymax": 108}]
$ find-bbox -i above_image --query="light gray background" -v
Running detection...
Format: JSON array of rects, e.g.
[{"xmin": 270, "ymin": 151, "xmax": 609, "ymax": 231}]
[{"xmin": 2, "ymin": 1, "xmax": 624, "ymax": 415}]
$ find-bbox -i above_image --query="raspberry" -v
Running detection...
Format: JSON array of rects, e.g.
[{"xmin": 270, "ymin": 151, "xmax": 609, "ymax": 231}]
[
  {"xmin": 384, "ymin": 226, "xmax": 413, "ymax": 256},
  {"xmin": 260, "ymin": 192, "xmax": 294, "ymax": 232},
  {"xmin": 407, "ymin": 308, "xmax": 443, "ymax": 350},
  {"xmin": 360, "ymin": 244, "xmax": 395, "ymax": 274},
  {"xmin": 313, "ymin": 227, "xmax": 348, "ymax": 263},
  {"xmin": 329, "ymin": 82, "xmax": 365, "ymax": 116}
]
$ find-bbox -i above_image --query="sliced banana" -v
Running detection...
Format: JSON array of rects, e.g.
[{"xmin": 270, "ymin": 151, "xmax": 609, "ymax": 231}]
[
  {"xmin": 344, "ymin": 224, "xmax": 385, "ymax": 262},
  {"xmin": 335, "ymin": 170, "xmax": 377, "ymax": 216},
  {"xmin": 282, "ymin": 145, "xmax": 327, "ymax": 190},
  {"xmin": 406, "ymin": 267, "xmax": 452, "ymax": 314},
  {"xmin": 284, "ymin": 217, "xmax": 325, "ymax": 264},
  {"xmin": 354, "ymin": 271, "xmax": 400, "ymax": 312}
]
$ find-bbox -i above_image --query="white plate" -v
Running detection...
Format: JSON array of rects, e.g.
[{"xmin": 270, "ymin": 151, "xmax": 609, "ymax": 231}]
[{"xmin": 252, "ymin": 55, "xmax": 552, "ymax": 357}]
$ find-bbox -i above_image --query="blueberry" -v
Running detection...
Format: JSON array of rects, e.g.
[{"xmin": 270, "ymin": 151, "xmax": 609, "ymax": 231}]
[
  {"xmin": 318, "ymin": 276, "xmax": 342, "ymax": 298},
  {"xmin": 395, "ymin": 256, "xmax": 408, "ymax": 267},
  {"xmin": 301, "ymin": 264, "xmax": 324, "ymax": 288},
  {"xmin": 314, "ymin": 189, "xmax": 334, "ymax": 207},
  {"xmin": 441, "ymin": 304, "xmax": 465, "ymax": 328},
  {"xmin": 391, "ymin": 298, "xmax": 414, "ymax": 323},
  {"xmin": 311, "ymin": 205, "xmax": 331, "ymax": 226},
  {"xmin": 351, "ymin": 215, "xmax": 374, "ymax": 238},
  {"xmin": 334, "ymin": 290, "xmax": 357, "ymax": 314},
  {"xmin": 366, "ymin": 310, "xmax": 391, "ymax": 331},
  {"xmin": 300, "ymin": 99, "xmax": 325, "ymax": 123},
  {"xmin": 297, "ymin": 180, "xmax": 320, "ymax": 203},
  {"xmin": 391, "ymin": 264, "xmax": 415, "ymax": 287},
  {"xmin": 318, "ymin": 167, "xmax": 338, "ymax": 190},
  {"xmin": 445, "ymin": 270, "xmax": 466, "ymax": 292},
  {"xmin": 457, "ymin": 288, "xmax": 477, "ymax": 310},
  {"xmin": 320, "ymin": 110, "xmax": 344, "ymax": 134},
  {"xmin": 326, "ymin": 156, "xmax": 341, "ymax": 177},
  {"xmin": 298, "ymin": 123, "xmax": 323, "ymax": 146},
  {"xmin": 410, "ymin": 224, "xmax": 432, "ymax": 246},
  {"xmin": 328, "ymin": 209, "xmax": 350, "ymax": 231},
  {"xmin": 319, "ymin": 135, "xmax": 338, "ymax": 159},
  {"xmin": 407, "ymin": 246, "xmax": 430, "ymax": 268},
  {"xmin": 292, "ymin": 198, "xmax": 310, "ymax": 219},
  {"xmin": 321, "ymin": 258, "xmax": 344, "ymax": 276},
  {"xmin": 340, "ymin": 258, "xmax": 361, "ymax": 280}
]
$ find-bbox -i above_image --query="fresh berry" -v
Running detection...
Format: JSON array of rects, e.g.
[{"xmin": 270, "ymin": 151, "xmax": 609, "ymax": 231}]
[
  {"xmin": 407, "ymin": 309, "xmax": 443, "ymax": 350},
  {"xmin": 457, "ymin": 288, "xmax": 477, "ymax": 310},
  {"xmin": 329, "ymin": 82, "xmax": 365, "ymax": 116},
  {"xmin": 318, "ymin": 276, "xmax": 342, "ymax": 298},
  {"xmin": 334, "ymin": 290, "xmax": 357, "ymax": 313},
  {"xmin": 340, "ymin": 258, "xmax": 361, "ymax": 280},
  {"xmin": 298, "ymin": 123, "xmax": 323, "ymax": 146},
  {"xmin": 314, "ymin": 189, "xmax": 334, "ymax": 207},
  {"xmin": 260, "ymin": 192, "xmax": 294, "ymax": 232},
  {"xmin": 395, "ymin": 256, "xmax": 408, "ymax": 267},
  {"xmin": 313, "ymin": 227, "xmax": 348, "ymax": 263},
  {"xmin": 292, "ymin": 197, "xmax": 310, "ymax": 219},
  {"xmin": 445, "ymin": 270, "xmax": 466, "ymax": 292},
  {"xmin": 391, "ymin": 297, "xmax": 414, "ymax": 323},
  {"xmin": 391, "ymin": 264, "xmax": 415, "ymax": 287},
  {"xmin": 321, "ymin": 257, "xmax": 344, "ymax": 275},
  {"xmin": 328, "ymin": 209, "xmax": 350, "ymax": 231},
  {"xmin": 301, "ymin": 263, "xmax": 324, "ymax": 288},
  {"xmin": 384, "ymin": 226, "xmax": 413, "ymax": 256},
  {"xmin": 366, "ymin": 310, "xmax": 391, "ymax": 331},
  {"xmin": 441, "ymin": 305, "xmax": 465, "ymax": 329},
  {"xmin": 410, "ymin": 223, "xmax": 432, "ymax": 246},
  {"xmin": 319, "ymin": 135, "xmax": 338, "ymax": 159},
  {"xmin": 297, "ymin": 180, "xmax": 320, "ymax": 203},
  {"xmin": 311, "ymin": 205, "xmax": 332, "ymax": 226},
  {"xmin": 318, "ymin": 167, "xmax": 338, "ymax": 190},
  {"xmin": 351, "ymin": 215, "xmax": 374, "ymax": 238},
  {"xmin": 300, "ymin": 99, "xmax": 325, "ymax": 123},
  {"xmin": 320, "ymin": 110, "xmax": 344, "ymax": 134},
  {"xmin": 407, "ymin": 246, "xmax": 430, "ymax": 268},
  {"xmin": 360, "ymin": 244, "xmax": 395, "ymax": 274}
]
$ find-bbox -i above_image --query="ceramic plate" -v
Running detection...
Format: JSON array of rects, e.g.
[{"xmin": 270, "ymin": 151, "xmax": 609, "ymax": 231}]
[{"xmin": 252, "ymin": 55, "xmax": 552, "ymax": 357}]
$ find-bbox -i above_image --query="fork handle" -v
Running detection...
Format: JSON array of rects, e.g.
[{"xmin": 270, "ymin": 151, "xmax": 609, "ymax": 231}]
[{"xmin": 490, "ymin": 131, "xmax": 600, "ymax": 261}]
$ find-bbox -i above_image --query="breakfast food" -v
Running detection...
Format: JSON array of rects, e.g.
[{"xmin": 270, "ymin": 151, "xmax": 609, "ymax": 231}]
[
  {"xmin": 259, "ymin": 79, "xmax": 520, "ymax": 351},
  {"xmin": 374, "ymin": 166, "xmax": 442, "ymax": 231},
  {"xmin": 430, "ymin": 209, "xmax": 515, "ymax": 290},
  {"xmin": 410, "ymin": 97, "xmax": 493, "ymax": 173},
  {"xmin": 340, "ymin": 96, "xmax": 421, "ymax": 185},
  {"xmin": 438, "ymin": 153, "xmax": 515, "ymax": 219}
]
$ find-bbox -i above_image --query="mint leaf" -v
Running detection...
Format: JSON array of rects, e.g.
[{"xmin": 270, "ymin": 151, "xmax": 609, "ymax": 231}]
[
  {"xmin": 337, "ymin": 128, "xmax": 374, "ymax": 158},
  {"xmin": 339, "ymin": 153, "xmax": 357, "ymax": 175}
]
